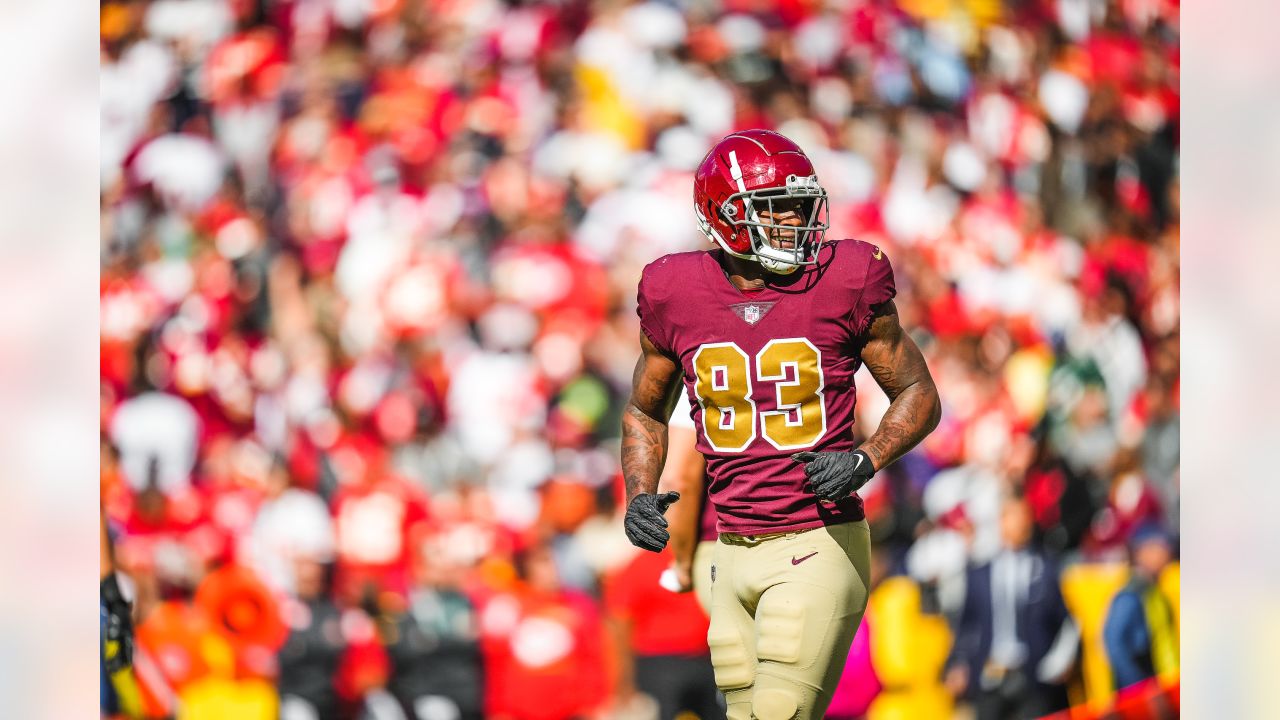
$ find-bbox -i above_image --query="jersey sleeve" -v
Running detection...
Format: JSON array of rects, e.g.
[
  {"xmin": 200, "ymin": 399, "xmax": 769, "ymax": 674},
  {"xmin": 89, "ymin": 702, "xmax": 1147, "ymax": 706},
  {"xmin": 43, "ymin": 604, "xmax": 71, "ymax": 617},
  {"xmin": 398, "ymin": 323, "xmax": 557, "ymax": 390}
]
[
  {"xmin": 636, "ymin": 259, "xmax": 677, "ymax": 356},
  {"xmin": 850, "ymin": 244, "xmax": 897, "ymax": 336}
]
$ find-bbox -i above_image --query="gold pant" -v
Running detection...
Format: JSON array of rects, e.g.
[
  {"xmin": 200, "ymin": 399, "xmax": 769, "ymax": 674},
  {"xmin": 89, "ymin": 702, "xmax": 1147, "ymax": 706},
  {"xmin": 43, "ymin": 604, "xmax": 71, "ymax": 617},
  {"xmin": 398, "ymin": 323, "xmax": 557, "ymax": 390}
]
[{"xmin": 707, "ymin": 521, "xmax": 872, "ymax": 720}]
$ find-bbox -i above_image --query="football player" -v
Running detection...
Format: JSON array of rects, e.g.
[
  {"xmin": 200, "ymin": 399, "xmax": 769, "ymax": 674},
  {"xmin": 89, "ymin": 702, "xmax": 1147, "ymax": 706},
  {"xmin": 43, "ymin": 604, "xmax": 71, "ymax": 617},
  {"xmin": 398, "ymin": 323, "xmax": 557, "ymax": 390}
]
[{"xmin": 621, "ymin": 129, "xmax": 941, "ymax": 720}]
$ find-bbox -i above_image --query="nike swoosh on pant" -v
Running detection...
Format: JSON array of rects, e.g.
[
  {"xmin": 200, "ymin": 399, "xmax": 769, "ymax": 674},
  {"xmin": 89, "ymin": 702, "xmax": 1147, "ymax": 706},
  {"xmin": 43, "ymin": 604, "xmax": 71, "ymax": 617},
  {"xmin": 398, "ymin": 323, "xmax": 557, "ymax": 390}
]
[{"xmin": 791, "ymin": 551, "xmax": 818, "ymax": 565}]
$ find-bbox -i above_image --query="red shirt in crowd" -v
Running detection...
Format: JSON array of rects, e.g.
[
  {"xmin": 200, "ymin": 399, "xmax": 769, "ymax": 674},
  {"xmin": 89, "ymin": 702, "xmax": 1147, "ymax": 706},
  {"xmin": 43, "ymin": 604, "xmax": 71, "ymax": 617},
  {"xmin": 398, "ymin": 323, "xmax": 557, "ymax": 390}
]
[
  {"xmin": 479, "ymin": 584, "xmax": 609, "ymax": 720},
  {"xmin": 331, "ymin": 472, "xmax": 430, "ymax": 601},
  {"xmin": 604, "ymin": 548, "xmax": 710, "ymax": 658}
]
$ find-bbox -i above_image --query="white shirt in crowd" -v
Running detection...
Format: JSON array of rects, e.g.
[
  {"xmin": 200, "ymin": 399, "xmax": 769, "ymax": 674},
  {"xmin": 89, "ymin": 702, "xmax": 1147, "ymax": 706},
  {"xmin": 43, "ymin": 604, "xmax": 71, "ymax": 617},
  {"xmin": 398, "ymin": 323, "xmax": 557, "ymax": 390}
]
[{"xmin": 109, "ymin": 391, "xmax": 200, "ymax": 495}]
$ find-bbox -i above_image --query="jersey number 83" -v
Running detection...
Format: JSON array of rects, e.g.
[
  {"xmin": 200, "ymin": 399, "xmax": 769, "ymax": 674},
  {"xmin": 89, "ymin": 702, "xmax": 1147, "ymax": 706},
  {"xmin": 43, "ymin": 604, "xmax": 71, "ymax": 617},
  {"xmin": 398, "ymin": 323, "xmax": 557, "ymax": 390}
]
[{"xmin": 692, "ymin": 338, "xmax": 827, "ymax": 453}]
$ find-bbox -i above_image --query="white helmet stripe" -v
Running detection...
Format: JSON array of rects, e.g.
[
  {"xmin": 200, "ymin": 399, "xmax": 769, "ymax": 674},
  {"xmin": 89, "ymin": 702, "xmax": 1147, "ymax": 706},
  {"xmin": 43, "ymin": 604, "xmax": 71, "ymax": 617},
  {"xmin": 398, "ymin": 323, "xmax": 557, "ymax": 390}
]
[
  {"xmin": 727, "ymin": 150, "xmax": 774, "ymax": 257},
  {"xmin": 727, "ymin": 150, "xmax": 748, "ymax": 193}
]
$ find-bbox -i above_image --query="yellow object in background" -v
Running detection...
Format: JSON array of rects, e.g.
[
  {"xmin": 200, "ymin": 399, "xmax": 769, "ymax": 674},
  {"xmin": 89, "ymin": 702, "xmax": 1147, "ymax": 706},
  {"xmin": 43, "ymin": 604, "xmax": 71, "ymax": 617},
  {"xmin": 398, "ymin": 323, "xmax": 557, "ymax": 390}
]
[
  {"xmin": 898, "ymin": 0, "xmax": 1002, "ymax": 27},
  {"xmin": 1061, "ymin": 563, "xmax": 1130, "ymax": 711},
  {"xmin": 1159, "ymin": 563, "xmax": 1180, "ymax": 629},
  {"xmin": 898, "ymin": 0, "xmax": 952, "ymax": 21},
  {"xmin": 178, "ymin": 678, "xmax": 278, "ymax": 720},
  {"xmin": 1146, "ymin": 569, "xmax": 1179, "ymax": 684},
  {"xmin": 1004, "ymin": 345, "xmax": 1054, "ymax": 424},
  {"xmin": 1061, "ymin": 562, "xmax": 1181, "ymax": 711},
  {"xmin": 574, "ymin": 65, "xmax": 646, "ymax": 152},
  {"xmin": 198, "ymin": 632, "xmax": 237, "ymax": 679},
  {"xmin": 962, "ymin": 0, "xmax": 1004, "ymax": 27},
  {"xmin": 868, "ymin": 685, "xmax": 953, "ymax": 720},
  {"xmin": 106, "ymin": 666, "xmax": 145, "ymax": 719},
  {"xmin": 866, "ymin": 577, "xmax": 954, "ymax": 719}
]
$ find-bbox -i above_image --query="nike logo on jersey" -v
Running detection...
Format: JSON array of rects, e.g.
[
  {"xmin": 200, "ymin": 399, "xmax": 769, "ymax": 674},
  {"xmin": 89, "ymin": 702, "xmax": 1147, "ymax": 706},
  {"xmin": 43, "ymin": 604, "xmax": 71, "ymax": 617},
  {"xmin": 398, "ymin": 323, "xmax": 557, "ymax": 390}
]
[{"xmin": 791, "ymin": 551, "xmax": 818, "ymax": 565}]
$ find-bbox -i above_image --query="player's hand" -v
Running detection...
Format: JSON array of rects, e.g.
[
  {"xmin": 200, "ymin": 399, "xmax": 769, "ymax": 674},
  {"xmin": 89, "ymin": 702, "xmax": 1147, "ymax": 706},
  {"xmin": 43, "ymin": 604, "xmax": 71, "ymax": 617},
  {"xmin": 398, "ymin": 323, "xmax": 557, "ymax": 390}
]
[
  {"xmin": 624, "ymin": 491, "xmax": 680, "ymax": 552},
  {"xmin": 673, "ymin": 561, "xmax": 694, "ymax": 593},
  {"xmin": 791, "ymin": 449, "xmax": 876, "ymax": 502},
  {"xmin": 659, "ymin": 561, "xmax": 694, "ymax": 593},
  {"xmin": 101, "ymin": 573, "xmax": 134, "ymax": 673}
]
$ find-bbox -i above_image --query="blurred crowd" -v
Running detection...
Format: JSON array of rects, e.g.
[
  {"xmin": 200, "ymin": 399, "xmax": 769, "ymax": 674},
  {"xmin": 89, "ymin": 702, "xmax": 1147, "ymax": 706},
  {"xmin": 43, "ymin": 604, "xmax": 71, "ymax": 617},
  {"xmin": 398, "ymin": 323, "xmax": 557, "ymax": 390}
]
[{"xmin": 100, "ymin": 0, "xmax": 1178, "ymax": 717}]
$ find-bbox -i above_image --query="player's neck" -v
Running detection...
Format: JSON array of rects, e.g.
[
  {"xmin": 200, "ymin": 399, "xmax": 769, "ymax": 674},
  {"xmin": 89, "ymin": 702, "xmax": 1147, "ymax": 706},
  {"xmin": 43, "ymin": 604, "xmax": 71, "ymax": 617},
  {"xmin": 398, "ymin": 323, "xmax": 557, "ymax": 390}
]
[
  {"xmin": 720, "ymin": 253, "xmax": 773, "ymax": 291},
  {"xmin": 719, "ymin": 252, "xmax": 809, "ymax": 290}
]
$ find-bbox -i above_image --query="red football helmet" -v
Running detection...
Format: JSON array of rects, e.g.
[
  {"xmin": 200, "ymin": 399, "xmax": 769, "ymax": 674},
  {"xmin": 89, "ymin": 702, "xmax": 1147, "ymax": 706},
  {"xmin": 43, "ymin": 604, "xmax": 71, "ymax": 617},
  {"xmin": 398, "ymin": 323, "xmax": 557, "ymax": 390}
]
[{"xmin": 693, "ymin": 129, "xmax": 829, "ymax": 274}]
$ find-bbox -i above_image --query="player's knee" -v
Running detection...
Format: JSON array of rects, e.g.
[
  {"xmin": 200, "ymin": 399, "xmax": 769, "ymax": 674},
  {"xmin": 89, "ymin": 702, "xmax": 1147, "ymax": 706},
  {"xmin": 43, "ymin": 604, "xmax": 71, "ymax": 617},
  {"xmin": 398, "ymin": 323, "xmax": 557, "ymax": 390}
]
[{"xmin": 751, "ymin": 688, "xmax": 799, "ymax": 720}]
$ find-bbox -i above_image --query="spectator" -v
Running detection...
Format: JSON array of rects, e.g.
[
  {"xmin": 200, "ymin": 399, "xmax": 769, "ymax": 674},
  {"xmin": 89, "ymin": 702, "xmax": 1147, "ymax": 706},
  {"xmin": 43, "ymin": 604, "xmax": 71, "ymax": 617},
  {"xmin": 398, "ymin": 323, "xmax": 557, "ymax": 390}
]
[
  {"xmin": 945, "ymin": 496, "xmax": 1079, "ymax": 720},
  {"xmin": 277, "ymin": 556, "xmax": 345, "ymax": 720},
  {"xmin": 1137, "ymin": 376, "xmax": 1180, "ymax": 532},
  {"xmin": 603, "ymin": 547, "xmax": 721, "ymax": 720},
  {"xmin": 329, "ymin": 437, "xmax": 431, "ymax": 603},
  {"xmin": 109, "ymin": 389, "xmax": 200, "ymax": 497},
  {"xmin": 478, "ymin": 542, "xmax": 608, "ymax": 720},
  {"xmin": 382, "ymin": 539, "xmax": 485, "ymax": 720},
  {"xmin": 246, "ymin": 458, "xmax": 335, "ymax": 596},
  {"xmin": 1102, "ymin": 524, "xmax": 1179, "ymax": 694}
]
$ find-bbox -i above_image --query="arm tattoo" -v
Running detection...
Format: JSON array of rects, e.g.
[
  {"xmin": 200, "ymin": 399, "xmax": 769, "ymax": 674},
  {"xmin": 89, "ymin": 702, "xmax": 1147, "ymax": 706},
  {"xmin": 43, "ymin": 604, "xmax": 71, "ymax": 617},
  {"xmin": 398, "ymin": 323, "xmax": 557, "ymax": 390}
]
[
  {"xmin": 858, "ymin": 301, "xmax": 941, "ymax": 470},
  {"xmin": 622, "ymin": 404, "xmax": 668, "ymax": 502},
  {"xmin": 621, "ymin": 334, "xmax": 682, "ymax": 503}
]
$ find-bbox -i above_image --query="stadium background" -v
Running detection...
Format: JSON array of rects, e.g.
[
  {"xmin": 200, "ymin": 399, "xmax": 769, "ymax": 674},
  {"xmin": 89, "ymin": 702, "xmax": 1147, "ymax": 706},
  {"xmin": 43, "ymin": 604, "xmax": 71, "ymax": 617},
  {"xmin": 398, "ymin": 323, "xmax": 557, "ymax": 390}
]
[{"xmin": 99, "ymin": 0, "xmax": 1179, "ymax": 717}]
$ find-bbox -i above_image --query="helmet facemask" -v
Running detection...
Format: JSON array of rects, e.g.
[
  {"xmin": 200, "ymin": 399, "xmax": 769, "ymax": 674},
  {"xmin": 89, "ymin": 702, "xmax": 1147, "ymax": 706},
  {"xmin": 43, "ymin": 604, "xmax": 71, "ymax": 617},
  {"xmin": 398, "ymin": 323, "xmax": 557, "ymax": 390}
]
[{"xmin": 722, "ymin": 174, "xmax": 829, "ymax": 274}]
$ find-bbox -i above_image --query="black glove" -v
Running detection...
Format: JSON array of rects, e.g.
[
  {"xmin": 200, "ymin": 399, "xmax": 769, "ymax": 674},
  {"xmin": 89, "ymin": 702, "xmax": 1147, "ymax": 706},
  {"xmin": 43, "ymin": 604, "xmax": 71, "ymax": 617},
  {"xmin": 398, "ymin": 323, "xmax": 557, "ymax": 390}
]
[
  {"xmin": 791, "ymin": 449, "xmax": 876, "ymax": 502},
  {"xmin": 101, "ymin": 573, "xmax": 134, "ymax": 673},
  {"xmin": 624, "ymin": 491, "xmax": 681, "ymax": 552}
]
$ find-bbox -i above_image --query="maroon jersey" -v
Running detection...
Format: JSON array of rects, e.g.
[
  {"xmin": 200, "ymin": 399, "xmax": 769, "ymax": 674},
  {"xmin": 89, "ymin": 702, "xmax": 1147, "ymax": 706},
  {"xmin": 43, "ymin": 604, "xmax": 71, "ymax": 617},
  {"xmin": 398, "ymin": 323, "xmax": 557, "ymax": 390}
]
[
  {"xmin": 698, "ymin": 484, "xmax": 718, "ymax": 543},
  {"xmin": 637, "ymin": 239, "xmax": 895, "ymax": 535}
]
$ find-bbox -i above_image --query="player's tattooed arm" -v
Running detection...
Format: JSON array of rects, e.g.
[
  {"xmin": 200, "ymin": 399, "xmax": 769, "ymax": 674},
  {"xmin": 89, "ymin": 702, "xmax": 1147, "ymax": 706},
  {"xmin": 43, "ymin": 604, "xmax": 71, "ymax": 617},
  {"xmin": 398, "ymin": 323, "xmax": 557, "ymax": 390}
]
[
  {"xmin": 858, "ymin": 300, "xmax": 941, "ymax": 470},
  {"xmin": 621, "ymin": 332, "xmax": 684, "ymax": 504}
]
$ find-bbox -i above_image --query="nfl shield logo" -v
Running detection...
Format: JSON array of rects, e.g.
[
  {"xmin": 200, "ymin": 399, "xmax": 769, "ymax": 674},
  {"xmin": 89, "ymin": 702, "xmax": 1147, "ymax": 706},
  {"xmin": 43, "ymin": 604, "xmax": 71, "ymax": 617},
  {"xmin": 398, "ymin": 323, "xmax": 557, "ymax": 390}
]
[{"xmin": 729, "ymin": 300, "xmax": 776, "ymax": 326}]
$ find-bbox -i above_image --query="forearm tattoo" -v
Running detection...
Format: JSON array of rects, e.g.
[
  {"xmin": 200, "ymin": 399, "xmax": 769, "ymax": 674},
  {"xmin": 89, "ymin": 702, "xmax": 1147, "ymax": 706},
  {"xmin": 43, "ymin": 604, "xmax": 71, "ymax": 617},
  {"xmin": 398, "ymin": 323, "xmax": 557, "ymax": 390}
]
[
  {"xmin": 621, "ymin": 337, "xmax": 681, "ymax": 503},
  {"xmin": 859, "ymin": 302, "xmax": 941, "ymax": 470},
  {"xmin": 622, "ymin": 403, "xmax": 669, "ymax": 503}
]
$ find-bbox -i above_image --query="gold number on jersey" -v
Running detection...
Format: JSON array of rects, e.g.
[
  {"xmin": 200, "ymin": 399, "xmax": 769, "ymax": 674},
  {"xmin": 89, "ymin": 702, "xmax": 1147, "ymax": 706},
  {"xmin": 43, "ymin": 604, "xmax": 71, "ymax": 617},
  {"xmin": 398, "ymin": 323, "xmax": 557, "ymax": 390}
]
[
  {"xmin": 757, "ymin": 338, "xmax": 827, "ymax": 449},
  {"xmin": 692, "ymin": 343, "xmax": 756, "ymax": 452},
  {"xmin": 691, "ymin": 339, "xmax": 827, "ymax": 453}
]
